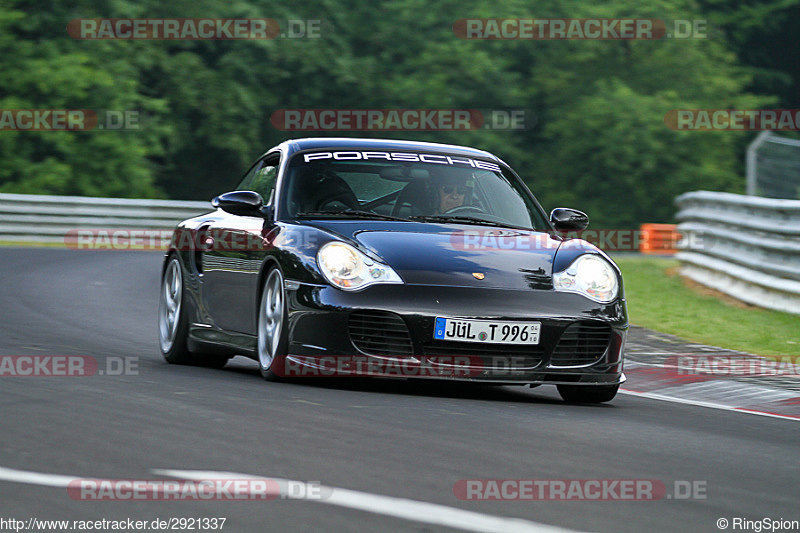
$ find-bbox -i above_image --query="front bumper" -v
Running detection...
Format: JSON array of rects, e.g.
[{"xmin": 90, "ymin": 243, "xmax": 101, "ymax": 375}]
[{"xmin": 283, "ymin": 281, "xmax": 627, "ymax": 385}]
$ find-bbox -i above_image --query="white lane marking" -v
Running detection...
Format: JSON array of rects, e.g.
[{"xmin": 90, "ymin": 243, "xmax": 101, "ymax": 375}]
[
  {"xmin": 155, "ymin": 469, "xmax": 578, "ymax": 533},
  {"xmin": 0, "ymin": 465, "xmax": 578, "ymax": 533},
  {"xmin": 0, "ymin": 466, "xmax": 76, "ymax": 487},
  {"xmin": 619, "ymin": 389, "xmax": 800, "ymax": 422}
]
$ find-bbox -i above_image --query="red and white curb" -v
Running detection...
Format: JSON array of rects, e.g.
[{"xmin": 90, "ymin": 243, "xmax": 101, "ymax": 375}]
[{"xmin": 621, "ymin": 360, "xmax": 800, "ymax": 422}]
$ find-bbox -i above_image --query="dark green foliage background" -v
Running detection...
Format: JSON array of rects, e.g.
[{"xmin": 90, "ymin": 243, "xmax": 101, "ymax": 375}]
[{"xmin": 1, "ymin": 0, "xmax": 797, "ymax": 227}]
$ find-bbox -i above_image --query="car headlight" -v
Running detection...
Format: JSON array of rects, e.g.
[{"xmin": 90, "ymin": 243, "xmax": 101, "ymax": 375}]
[
  {"xmin": 553, "ymin": 254, "xmax": 619, "ymax": 303},
  {"xmin": 317, "ymin": 241, "xmax": 403, "ymax": 291}
]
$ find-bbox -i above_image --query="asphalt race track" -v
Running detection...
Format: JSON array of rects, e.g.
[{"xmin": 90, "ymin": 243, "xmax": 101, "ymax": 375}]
[{"xmin": 0, "ymin": 248, "xmax": 797, "ymax": 532}]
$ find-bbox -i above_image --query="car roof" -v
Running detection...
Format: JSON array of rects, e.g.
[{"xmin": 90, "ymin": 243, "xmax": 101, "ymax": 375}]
[{"xmin": 278, "ymin": 137, "xmax": 501, "ymax": 162}]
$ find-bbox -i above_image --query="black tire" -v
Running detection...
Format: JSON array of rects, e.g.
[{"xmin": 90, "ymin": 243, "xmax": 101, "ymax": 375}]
[
  {"xmin": 257, "ymin": 267, "xmax": 289, "ymax": 381},
  {"xmin": 557, "ymin": 384, "xmax": 619, "ymax": 404},
  {"xmin": 158, "ymin": 255, "xmax": 229, "ymax": 369}
]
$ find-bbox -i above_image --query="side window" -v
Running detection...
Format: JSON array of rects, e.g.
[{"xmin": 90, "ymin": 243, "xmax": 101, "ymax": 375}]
[
  {"xmin": 236, "ymin": 160, "xmax": 263, "ymax": 192},
  {"xmin": 251, "ymin": 163, "xmax": 278, "ymax": 203},
  {"xmin": 236, "ymin": 155, "xmax": 280, "ymax": 204}
]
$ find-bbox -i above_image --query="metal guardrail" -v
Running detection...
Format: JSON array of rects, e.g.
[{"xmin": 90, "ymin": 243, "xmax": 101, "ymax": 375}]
[
  {"xmin": 675, "ymin": 190, "xmax": 800, "ymax": 314},
  {"xmin": 0, "ymin": 193, "xmax": 211, "ymax": 244}
]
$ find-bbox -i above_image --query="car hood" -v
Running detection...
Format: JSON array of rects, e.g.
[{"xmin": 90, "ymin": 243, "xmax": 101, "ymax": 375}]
[{"xmin": 306, "ymin": 220, "xmax": 561, "ymax": 289}]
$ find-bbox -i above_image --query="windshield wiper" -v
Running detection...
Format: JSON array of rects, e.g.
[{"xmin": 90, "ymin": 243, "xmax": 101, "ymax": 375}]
[
  {"xmin": 296, "ymin": 210, "xmax": 410, "ymax": 222},
  {"xmin": 407, "ymin": 215, "xmax": 531, "ymax": 230}
]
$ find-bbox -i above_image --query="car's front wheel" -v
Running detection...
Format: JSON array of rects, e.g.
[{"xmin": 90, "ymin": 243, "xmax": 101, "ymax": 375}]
[
  {"xmin": 158, "ymin": 255, "xmax": 229, "ymax": 368},
  {"xmin": 257, "ymin": 267, "xmax": 288, "ymax": 380},
  {"xmin": 557, "ymin": 384, "xmax": 619, "ymax": 403}
]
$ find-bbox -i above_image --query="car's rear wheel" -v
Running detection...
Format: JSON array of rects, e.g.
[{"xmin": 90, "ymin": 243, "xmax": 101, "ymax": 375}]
[
  {"xmin": 257, "ymin": 267, "xmax": 288, "ymax": 381},
  {"xmin": 159, "ymin": 255, "xmax": 229, "ymax": 368},
  {"xmin": 557, "ymin": 384, "xmax": 619, "ymax": 403}
]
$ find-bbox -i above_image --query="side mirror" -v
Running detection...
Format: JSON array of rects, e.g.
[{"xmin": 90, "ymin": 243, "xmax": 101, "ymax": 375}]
[
  {"xmin": 212, "ymin": 191, "xmax": 268, "ymax": 218},
  {"xmin": 550, "ymin": 208, "xmax": 589, "ymax": 231}
]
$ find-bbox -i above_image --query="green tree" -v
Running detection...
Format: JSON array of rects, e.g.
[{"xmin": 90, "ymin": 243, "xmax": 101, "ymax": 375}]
[{"xmin": 0, "ymin": 0, "xmax": 788, "ymax": 228}]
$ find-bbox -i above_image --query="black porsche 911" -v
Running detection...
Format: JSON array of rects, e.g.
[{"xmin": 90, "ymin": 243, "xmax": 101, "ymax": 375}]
[{"xmin": 158, "ymin": 137, "xmax": 627, "ymax": 403}]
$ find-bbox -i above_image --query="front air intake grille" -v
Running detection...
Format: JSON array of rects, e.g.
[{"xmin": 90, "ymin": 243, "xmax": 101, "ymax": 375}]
[
  {"xmin": 550, "ymin": 322, "xmax": 612, "ymax": 367},
  {"xmin": 348, "ymin": 311, "xmax": 414, "ymax": 357}
]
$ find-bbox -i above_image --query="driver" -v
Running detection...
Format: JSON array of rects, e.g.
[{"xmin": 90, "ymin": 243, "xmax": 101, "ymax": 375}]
[{"xmin": 432, "ymin": 169, "xmax": 470, "ymax": 214}]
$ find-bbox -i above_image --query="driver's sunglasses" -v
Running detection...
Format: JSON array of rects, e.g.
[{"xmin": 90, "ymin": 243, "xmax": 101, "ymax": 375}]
[{"xmin": 441, "ymin": 185, "xmax": 467, "ymax": 196}]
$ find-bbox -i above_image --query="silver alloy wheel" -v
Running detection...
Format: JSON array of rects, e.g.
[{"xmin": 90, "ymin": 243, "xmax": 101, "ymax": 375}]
[
  {"xmin": 159, "ymin": 258, "xmax": 183, "ymax": 353},
  {"xmin": 258, "ymin": 269, "xmax": 284, "ymax": 371}
]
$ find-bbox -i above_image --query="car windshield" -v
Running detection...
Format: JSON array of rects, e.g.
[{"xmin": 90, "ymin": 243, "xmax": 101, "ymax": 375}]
[{"xmin": 282, "ymin": 151, "xmax": 548, "ymax": 230}]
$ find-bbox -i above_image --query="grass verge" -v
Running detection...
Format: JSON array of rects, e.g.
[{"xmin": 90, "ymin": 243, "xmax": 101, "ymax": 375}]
[{"xmin": 613, "ymin": 256, "xmax": 800, "ymax": 357}]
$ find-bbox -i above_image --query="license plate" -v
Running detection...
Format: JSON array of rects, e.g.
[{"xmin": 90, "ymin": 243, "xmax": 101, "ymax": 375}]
[{"xmin": 433, "ymin": 318, "xmax": 540, "ymax": 345}]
